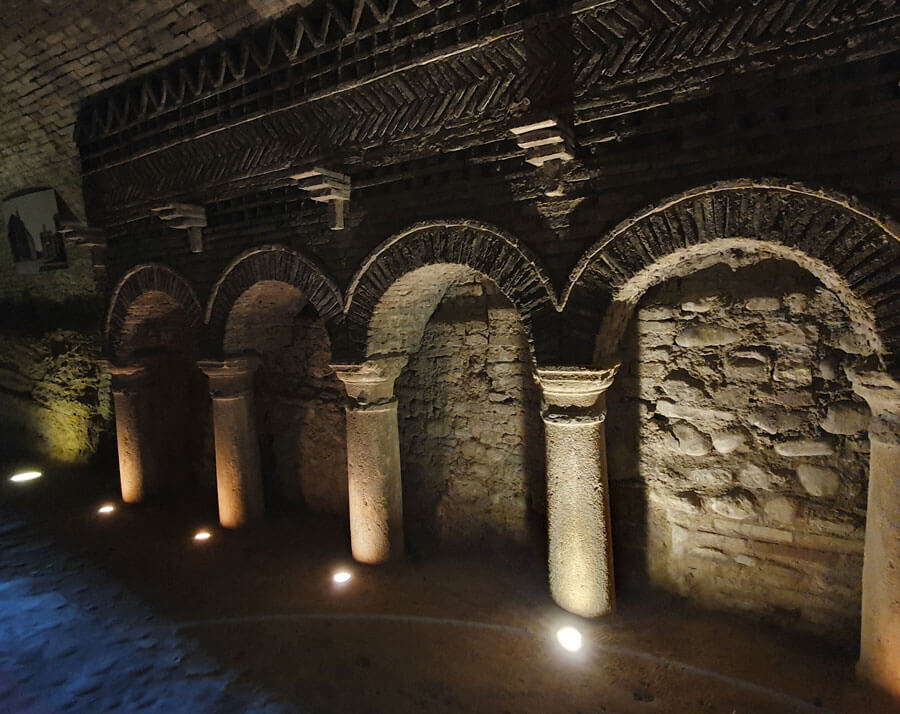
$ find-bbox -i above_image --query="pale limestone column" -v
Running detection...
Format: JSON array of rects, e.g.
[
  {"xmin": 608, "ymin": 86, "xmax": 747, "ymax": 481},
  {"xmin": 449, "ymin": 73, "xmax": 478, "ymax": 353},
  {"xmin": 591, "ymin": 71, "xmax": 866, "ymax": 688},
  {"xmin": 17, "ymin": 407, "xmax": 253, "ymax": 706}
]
[
  {"xmin": 332, "ymin": 357, "xmax": 407, "ymax": 564},
  {"xmin": 536, "ymin": 364, "xmax": 620, "ymax": 618},
  {"xmin": 198, "ymin": 357, "xmax": 265, "ymax": 528},
  {"xmin": 107, "ymin": 362, "xmax": 155, "ymax": 504},
  {"xmin": 848, "ymin": 369, "xmax": 900, "ymax": 699}
]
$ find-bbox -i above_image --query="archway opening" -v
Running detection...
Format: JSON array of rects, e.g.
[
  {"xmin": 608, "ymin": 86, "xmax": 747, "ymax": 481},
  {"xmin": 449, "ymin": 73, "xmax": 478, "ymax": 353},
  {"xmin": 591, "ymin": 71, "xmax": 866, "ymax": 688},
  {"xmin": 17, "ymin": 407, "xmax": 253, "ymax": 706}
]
[
  {"xmin": 605, "ymin": 256, "xmax": 873, "ymax": 648},
  {"xmin": 369, "ymin": 265, "xmax": 544, "ymax": 556},
  {"xmin": 115, "ymin": 289, "xmax": 212, "ymax": 501},
  {"xmin": 223, "ymin": 280, "xmax": 347, "ymax": 514}
]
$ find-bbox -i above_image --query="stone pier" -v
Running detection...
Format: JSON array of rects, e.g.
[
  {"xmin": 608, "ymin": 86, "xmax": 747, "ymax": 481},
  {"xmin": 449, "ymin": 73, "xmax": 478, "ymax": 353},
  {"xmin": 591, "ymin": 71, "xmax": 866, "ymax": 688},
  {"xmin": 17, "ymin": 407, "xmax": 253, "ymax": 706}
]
[
  {"xmin": 199, "ymin": 357, "xmax": 265, "ymax": 528},
  {"xmin": 333, "ymin": 358, "xmax": 407, "ymax": 564},
  {"xmin": 108, "ymin": 361, "xmax": 155, "ymax": 504},
  {"xmin": 849, "ymin": 369, "xmax": 900, "ymax": 699},
  {"xmin": 536, "ymin": 365, "xmax": 620, "ymax": 618}
]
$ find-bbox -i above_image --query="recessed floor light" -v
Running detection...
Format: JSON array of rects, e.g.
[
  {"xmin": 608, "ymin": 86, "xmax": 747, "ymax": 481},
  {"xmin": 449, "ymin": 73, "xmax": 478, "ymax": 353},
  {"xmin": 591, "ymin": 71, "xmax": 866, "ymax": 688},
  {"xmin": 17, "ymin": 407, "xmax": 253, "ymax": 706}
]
[
  {"xmin": 10, "ymin": 471, "xmax": 41, "ymax": 483},
  {"xmin": 333, "ymin": 570, "xmax": 352, "ymax": 584},
  {"xmin": 193, "ymin": 530, "xmax": 212, "ymax": 542},
  {"xmin": 97, "ymin": 504, "xmax": 115, "ymax": 515},
  {"xmin": 556, "ymin": 626, "xmax": 583, "ymax": 653}
]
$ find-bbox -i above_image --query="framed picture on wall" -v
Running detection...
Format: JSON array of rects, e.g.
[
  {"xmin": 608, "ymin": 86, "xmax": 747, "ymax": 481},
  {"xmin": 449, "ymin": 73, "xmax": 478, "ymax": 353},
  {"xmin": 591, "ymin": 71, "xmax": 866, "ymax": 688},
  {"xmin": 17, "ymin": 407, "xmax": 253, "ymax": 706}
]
[{"xmin": 2, "ymin": 188, "xmax": 67, "ymax": 273}]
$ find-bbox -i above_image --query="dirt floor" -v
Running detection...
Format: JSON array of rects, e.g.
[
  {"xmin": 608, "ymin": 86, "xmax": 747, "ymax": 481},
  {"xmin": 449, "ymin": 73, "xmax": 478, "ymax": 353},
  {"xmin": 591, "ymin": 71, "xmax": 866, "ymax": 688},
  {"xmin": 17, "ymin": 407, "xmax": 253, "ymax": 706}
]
[{"xmin": 0, "ymin": 459, "xmax": 897, "ymax": 714}]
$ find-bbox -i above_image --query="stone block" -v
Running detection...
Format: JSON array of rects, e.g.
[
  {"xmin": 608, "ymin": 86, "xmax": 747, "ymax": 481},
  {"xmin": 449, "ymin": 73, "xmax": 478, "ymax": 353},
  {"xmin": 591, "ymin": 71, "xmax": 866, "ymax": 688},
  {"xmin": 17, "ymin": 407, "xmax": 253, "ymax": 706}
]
[
  {"xmin": 655, "ymin": 400, "xmax": 735, "ymax": 427},
  {"xmin": 668, "ymin": 422, "xmax": 710, "ymax": 456},
  {"xmin": 708, "ymin": 491, "xmax": 757, "ymax": 520},
  {"xmin": 745, "ymin": 297, "xmax": 781, "ymax": 311},
  {"xmin": 774, "ymin": 439, "xmax": 835, "ymax": 457},
  {"xmin": 773, "ymin": 360, "xmax": 813, "ymax": 387},
  {"xmin": 796, "ymin": 464, "xmax": 840, "ymax": 497},
  {"xmin": 747, "ymin": 408, "xmax": 807, "ymax": 435},
  {"xmin": 711, "ymin": 429, "xmax": 747, "ymax": 454},
  {"xmin": 688, "ymin": 467, "xmax": 733, "ymax": 489},
  {"xmin": 681, "ymin": 297, "xmax": 719, "ymax": 313},
  {"xmin": 820, "ymin": 401, "xmax": 870, "ymax": 435},
  {"xmin": 724, "ymin": 349, "xmax": 771, "ymax": 382},
  {"xmin": 675, "ymin": 325, "xmax": 740, "ymax": 348},
  {"xmin": 737, "ymin": 463, "xmax": 780, "ymax": 491},
  {"xmin": 763, "ymin": 496, "xmax": 797, "ymax": 525}
]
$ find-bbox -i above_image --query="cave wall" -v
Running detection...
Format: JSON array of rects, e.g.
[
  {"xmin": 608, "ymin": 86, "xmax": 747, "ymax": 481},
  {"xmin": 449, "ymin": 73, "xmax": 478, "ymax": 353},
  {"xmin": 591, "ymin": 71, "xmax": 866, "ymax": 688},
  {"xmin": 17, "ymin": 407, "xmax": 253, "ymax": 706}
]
[
  {"xmin": 395, "ymin": 278, "xmax": 544, "ymax": 552},
  {"xmin": 607, "ymin": 259, "xmax": 872, "ymax": 643}
]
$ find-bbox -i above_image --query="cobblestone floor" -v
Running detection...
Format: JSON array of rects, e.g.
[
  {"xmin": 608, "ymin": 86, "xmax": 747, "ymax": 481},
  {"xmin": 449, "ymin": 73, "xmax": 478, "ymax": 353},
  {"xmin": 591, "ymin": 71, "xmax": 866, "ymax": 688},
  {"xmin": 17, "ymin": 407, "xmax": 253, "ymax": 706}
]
[{"xmin": 0, "ymin": 460, "xmax": 895, "ymax": 713}]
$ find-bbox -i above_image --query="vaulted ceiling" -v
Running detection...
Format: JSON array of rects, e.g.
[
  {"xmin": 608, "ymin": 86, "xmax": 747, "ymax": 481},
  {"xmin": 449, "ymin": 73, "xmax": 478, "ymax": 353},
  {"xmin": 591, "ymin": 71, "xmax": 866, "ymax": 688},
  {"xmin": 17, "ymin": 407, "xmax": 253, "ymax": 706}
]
[{"xmin": 0, "ymin": 0, "xmax": 311, "ymax": 218}]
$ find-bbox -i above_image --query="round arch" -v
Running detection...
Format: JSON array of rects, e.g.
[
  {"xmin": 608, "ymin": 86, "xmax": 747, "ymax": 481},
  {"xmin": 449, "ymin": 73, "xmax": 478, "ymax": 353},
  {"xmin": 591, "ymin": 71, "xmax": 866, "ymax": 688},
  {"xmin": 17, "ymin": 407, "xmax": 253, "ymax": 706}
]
[
  {"xmin": 344, "ymin": 220, "xmax": 558, "ymax": 362},
  {"xmin": 205, "ymin": 245, "xmax": 343, "ymax": 356},
  {"xmin": 106, "ymin": 263, "xmax": 204, "ymax": 362},
  {"xmin": 565, "ymin": 180, "xmax": 900, "ymax": 373}
]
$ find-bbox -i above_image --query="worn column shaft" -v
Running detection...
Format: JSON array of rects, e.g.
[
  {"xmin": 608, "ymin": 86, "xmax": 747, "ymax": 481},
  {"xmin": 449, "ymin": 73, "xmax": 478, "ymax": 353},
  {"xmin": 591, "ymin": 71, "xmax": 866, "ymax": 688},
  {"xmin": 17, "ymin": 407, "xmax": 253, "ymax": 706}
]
[
  {"xmin": 850, "ymin": 369, "xmax": 900, "ymax": 699},
  {"xmin": 108, "ymin": 363, "xmax": 154, "ymax": 504},
  {"xmin": 333, "ymin": 358, "xmax": 406, "ymax": 564},
  {"xmin": 537, "ymin": 365, "xmax": 619, "ymax": 618},
  {"xmin": 200, "ymin": 358, "xmax": 265, "ymax": 528}
]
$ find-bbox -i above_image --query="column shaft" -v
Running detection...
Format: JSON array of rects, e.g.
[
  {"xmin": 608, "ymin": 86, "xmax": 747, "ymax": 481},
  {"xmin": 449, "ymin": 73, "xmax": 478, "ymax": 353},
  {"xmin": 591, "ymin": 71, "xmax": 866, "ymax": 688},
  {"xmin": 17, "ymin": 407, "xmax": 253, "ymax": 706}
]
[
  {"xmin": 200, "ymin": 359, "xmax": 265, "ymax": 528},
  {"xmin": 345, "ymin": 400, "xmax": 404, "ymax": 563},
  {"xmin": 537, "ymin": 365, "xmax": 619, "ymax": 618},
  {"xmin": 544, "ymin": 413, "xmax": 614, "ymax": 617},
  {"xmin": 333, "ymin": 358, "xmax": 407, "ymax": 564},
  {"xmin": 108, "ymin": 364, "xmax": 154, "ymax": 503}
]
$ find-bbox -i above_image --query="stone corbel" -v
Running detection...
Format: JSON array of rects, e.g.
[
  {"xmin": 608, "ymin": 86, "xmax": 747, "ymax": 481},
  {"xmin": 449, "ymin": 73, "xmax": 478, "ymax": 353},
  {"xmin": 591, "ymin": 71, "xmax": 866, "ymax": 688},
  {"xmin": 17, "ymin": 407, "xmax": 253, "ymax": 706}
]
[
  {"xmin": 151, "ymin": 203, "xmax": 206, "ymax": 253},
  {"xmin": 58, "ymin": 221, "xmax": 108, "ymax": 281},
  {"xmin": 291, "ymin": 167, "xmax": 350, "ymax": 231},
  {"xmin": 510, "ymin": 117, "xmax": 575, "ymax": 168}
]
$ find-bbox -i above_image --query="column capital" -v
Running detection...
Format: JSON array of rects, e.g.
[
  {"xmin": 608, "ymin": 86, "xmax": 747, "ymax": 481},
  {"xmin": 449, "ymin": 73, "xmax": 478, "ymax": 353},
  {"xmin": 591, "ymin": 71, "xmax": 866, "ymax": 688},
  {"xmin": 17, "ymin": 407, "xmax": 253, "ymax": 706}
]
[
  {"xmin": 535, "ymin": 364, "xmax": 620, "ymax": 422},
  {"xmin": 331, "ymin": 356, "xmax": 407, "ymax": 405},
  {"xmin": 101, "ymin": 360, "xmax": 153, "ymax": 392},
  {"xmin": 847, "ymin": 369, "xmax": 900, "ymax": 444},
  {"xmin": 198, "ymin": 356, "xmax": 260, "ymax": 398}
]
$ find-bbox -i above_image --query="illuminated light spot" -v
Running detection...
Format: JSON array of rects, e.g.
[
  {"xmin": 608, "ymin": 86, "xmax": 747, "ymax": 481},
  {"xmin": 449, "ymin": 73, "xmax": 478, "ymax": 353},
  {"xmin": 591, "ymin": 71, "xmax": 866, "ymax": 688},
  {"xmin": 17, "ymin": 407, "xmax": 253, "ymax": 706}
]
[
  {"xmin": 556, "ymin": 626, "xmax": 583, "ymax": 653},
  {"xmin": 333, "ymin": 570, "xmax": 352, "ymax": 584},
  {"xmin": 193, "ymin": 530, "xmax": 212, "ymax": 542},
  {"xmin": 10, "ymin": 471, "xmax": 42, "ymax": 483},
  {"xmin": 97, "ymin": 504, "xmax": 115, "ymax": 515}
]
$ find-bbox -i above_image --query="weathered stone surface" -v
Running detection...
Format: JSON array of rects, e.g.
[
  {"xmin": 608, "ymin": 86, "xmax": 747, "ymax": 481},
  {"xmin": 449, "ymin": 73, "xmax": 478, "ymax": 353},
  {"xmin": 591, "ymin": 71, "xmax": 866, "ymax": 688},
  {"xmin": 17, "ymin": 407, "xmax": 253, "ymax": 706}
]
[
  {"xmin": 681, "ymin": 297, "xmax": 719, "ymax": 313},
  {"xmin": 711, "ymin": 429, "xmax": 748, "ymax": 455},
  {"xmin": 774, "ymin": 439, "xmax": 836, "ymax": 457},
  {"xmin": 747, "ymin": 408, "xmax": 807, "ymax": 435},
  {"xmin": 737, "ymin": 463, "xmax": 779, "ymax": 491},
  {"xmin": 675, "ymin": 325, "xmax": 740, "ymax": 348},
  {"xmin": 671, "ymin": 423, "xmax": 712, "ymax": 456},
  {"xmin": 745, "ymin": 297, "xmax": 781, "ymax": 311},
  {"xmin": 708, "ymin": 491, "xmax": 757, "ymax": 520},
  {"xmin": 821, "ymin": 401, "xmax": 871, "ymax": 435},
  {"xmin": 796, "ymin": 464, "xmax": 841, "ymax": 497},
  {"xmin": 763, "ymin": 496, "xmax": 797, "ymax": 525},
  {"xmin": 655, "ymin": 400, "xmax": 734, "ymax": 427}
]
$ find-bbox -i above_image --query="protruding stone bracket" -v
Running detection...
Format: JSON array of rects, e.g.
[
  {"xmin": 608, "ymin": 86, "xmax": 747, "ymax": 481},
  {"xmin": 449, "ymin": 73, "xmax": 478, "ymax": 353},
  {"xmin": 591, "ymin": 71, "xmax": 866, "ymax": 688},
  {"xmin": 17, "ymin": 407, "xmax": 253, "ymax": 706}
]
[
  {"xmin": 331, "ymin": 356, "xmax": 407, "ymax": 405},
  {"xmin": 58, "ymin": 221, "xmax": 108, "ymax": 282},
  {"xmin": 151, "ymin": 203, "xmax": 207, "ymax": 253},
  {"xmin": 510, "ymin": 117, "xmax": 575, "ymax": 168},
  {"xmin": 292, "ymin": 167, "xmax": 350, "ymax": 231},
  {"xmin": 535, "ymin": 364, "xmax": 619, "ymax": 422}
]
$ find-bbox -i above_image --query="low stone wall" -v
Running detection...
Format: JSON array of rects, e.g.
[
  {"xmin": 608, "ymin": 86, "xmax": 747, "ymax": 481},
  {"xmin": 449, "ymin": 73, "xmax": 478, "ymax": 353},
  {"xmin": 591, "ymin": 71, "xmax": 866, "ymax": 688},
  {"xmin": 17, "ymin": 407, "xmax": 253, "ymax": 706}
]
[
  {"xmin": 395, "ymin": 278, "xmax": 544, "ymax": 552},
  {"xmin": 607, "ymin": 259, "xmax": 870, "ymax": 644},
  {"xmin": 0, "ymin": 329, "xmax": 111, "ymax": 463}
]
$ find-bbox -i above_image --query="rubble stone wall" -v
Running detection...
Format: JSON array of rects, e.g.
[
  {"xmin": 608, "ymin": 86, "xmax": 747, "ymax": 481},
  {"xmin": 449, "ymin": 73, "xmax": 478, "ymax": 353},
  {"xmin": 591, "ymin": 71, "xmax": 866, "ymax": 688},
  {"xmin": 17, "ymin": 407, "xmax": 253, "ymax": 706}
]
[
  {"xmin": 395, "ymin": 277, "xmax": 544, "ymax": 552},
  {"xmin": 606, "ymin": 259, "xmax": 871, "ymax": 644}
]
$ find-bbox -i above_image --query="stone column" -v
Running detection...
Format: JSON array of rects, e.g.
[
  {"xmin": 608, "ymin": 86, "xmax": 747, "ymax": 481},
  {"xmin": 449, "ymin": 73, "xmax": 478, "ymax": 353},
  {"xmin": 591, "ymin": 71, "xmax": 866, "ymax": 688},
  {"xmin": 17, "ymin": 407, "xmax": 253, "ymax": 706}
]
[
  {"xmin": 198, "ymin": 357, "xmax": 265, "ymax": 528},
  {"xmin": 849, "ymin": 369, "xmax": 900, "ymax": 698},
  {"xmin": 536, "ymin": 364, "xmax": 620, "ymax": 618},
  {"xmin": 107, "ymin": 362, "xmax": 155, "ymax": 504},
  {"xmin": 332, "ymin": 358, "xmax": 407, "ymax": 564}
]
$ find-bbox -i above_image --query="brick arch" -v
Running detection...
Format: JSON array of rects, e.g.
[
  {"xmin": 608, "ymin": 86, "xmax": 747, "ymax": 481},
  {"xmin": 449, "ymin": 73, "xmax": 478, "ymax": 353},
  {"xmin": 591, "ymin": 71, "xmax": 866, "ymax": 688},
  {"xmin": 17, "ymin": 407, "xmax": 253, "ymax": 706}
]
[
  {"xmin": 344, "ymin": 220, "xmax": 558, "ymax": 362},
  {"xmin": 565, "ymin": 180, "xmax": 900, "ymax": 374},
  {"xmin": 205, "ymin": 245, "xmax": 343, "ymax": 356},
  {"xmin": 106, "ymin": 263, "xmax": 204, "ymax": 362}
]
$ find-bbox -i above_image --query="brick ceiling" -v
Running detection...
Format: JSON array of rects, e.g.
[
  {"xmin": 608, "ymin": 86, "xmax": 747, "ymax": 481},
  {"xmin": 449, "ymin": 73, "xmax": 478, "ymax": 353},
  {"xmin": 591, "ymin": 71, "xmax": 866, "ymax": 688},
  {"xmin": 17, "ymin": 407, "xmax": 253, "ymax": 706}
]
[{"xmin": 0, "ymin": 0, "xmax": 312, "ymax": 219}]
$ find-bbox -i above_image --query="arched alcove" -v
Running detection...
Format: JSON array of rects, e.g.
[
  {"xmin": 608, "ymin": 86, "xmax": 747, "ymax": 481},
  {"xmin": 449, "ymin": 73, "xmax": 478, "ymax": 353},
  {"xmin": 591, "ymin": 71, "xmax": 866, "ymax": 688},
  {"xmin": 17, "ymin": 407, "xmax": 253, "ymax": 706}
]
[{"xmin": 208, "ymin": 247, "xmax": 346, "ymax": 513}]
